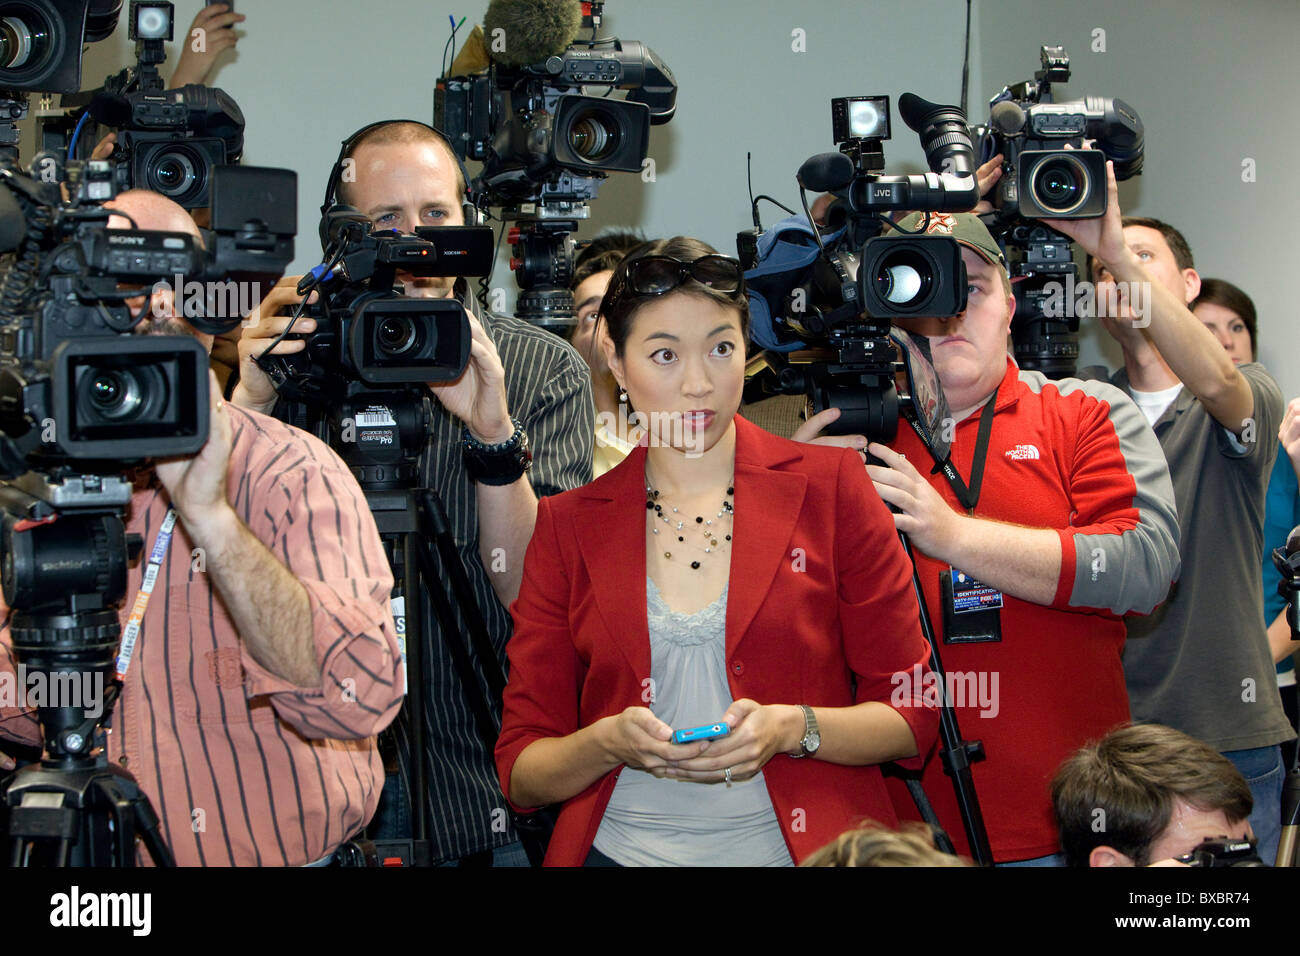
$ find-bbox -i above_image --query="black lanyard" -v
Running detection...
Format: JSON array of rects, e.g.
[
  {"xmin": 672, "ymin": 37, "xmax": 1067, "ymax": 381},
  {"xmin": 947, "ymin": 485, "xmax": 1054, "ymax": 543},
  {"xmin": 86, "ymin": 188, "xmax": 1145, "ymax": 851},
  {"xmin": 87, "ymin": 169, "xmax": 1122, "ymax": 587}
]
[{"xmin": 931, "ymin": 394, "xmax": 997, "ymax": 513}]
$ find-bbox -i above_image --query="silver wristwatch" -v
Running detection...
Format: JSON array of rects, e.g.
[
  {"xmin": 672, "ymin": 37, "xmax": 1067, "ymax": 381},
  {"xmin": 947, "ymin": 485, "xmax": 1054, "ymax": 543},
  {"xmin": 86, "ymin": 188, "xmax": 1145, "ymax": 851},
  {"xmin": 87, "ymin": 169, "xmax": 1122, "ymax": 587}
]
[{"xmin": 789, "ymin": 704, "xmax": 820, "ymax": 758}]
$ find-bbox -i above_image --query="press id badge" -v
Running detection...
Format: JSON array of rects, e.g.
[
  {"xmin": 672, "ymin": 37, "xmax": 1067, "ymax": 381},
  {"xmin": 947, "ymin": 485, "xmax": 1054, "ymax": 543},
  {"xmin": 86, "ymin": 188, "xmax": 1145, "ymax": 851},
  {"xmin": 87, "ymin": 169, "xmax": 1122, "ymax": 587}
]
[{"xmin": 940, "ymin": 567, "xmax": 1003, "ymax": 644}]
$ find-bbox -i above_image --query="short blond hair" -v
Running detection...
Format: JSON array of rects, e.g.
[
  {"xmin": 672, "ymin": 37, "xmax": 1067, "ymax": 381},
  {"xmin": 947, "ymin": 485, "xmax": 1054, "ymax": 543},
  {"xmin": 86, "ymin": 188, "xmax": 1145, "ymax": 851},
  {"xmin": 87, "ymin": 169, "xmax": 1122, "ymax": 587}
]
[{"xmin": 800, "ymin": 821, "xmax": 971, "ymax": 867}]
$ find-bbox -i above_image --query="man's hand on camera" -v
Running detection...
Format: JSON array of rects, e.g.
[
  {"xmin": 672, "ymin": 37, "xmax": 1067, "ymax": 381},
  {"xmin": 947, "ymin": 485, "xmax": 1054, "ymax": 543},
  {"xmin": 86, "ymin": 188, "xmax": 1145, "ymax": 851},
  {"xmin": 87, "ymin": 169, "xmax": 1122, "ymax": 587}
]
[
  {"xmin": 169, "ymin": 4, "xmax": 245, "ymax": 89},
  {"xmin": 156, "ymin": 371, "xmax": 234, "ymax": 538},
  {"xmin": 1041, "ymin": 157, "xmax": 1128, "ymax": 268},
  {"xmin": 231, "ymin": 274, "xmax": 315, "ymax": 415},
  {"xmin": 427, "ymin": 310, "xmax": 513, "ymax": 444},
  {"xmin": 791, "ymin": 407, "xmax": 868, "ymax": 463},
  {"xmin": 973, "ymin": 153, "xmax": 1004, "ymax": 215}
]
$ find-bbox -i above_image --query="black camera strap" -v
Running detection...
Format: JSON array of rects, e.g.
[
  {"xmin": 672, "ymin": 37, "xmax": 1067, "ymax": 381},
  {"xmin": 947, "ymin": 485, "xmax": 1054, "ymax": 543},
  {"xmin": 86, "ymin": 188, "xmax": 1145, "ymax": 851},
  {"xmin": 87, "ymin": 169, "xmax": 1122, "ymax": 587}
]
[{"xmin": 932, "ymin": 393, "xmax": 997, "ymax": 513}]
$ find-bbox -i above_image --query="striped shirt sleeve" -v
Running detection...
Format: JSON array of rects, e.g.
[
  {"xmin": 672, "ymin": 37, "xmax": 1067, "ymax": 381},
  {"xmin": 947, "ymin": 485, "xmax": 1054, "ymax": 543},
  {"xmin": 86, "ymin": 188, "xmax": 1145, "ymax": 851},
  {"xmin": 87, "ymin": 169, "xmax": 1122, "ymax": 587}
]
[{"xmin": 232, "ymin": 410, "xmax": 403, "ymax": 740}]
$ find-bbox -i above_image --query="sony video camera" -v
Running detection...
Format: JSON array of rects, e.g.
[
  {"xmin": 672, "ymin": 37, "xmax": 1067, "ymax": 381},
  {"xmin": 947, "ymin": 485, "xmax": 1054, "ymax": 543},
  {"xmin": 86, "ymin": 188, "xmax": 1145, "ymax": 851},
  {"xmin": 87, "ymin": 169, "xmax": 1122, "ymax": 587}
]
[
  {"xmin": 740, "ymin": 92, "xmax": 978, "ymax": 444},
  {"xmin": 434, "ymin": 0, "xmax": 676, "ymax": 331},
  {"xmin": 0, "ymin": 159, "xmax": 296, "ymax": 471},
  {"xmin": 973, "ymin": 45, "xmax": 1143, "ymax": 377},
  {"xmin": 255, "ymin": 217, "xmax": 493, "ymax": 484},
  {"xmin": 258, "ymin": 219, "xmax": 496, "ymax": 398}
]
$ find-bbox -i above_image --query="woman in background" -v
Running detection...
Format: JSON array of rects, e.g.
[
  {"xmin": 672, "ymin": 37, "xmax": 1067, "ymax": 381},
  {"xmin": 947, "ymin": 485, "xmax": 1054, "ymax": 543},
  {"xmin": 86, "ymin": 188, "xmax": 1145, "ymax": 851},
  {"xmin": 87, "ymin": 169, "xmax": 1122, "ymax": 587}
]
[{"xmin": 1194, "ymin": 278, "xmax": 1299, "ymax": 769}]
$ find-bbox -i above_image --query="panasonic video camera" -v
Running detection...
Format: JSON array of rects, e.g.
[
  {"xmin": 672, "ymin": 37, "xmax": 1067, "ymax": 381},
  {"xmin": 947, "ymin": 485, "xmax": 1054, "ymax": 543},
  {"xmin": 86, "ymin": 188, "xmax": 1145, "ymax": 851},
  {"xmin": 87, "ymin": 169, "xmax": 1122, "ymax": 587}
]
[
  {"xmin": 739, "ymin": 91, "xmax": 979, "ymax": 444},
  {"xmin": 971, "ymin": 45, "xmax": 1143, "ymax": 378}
]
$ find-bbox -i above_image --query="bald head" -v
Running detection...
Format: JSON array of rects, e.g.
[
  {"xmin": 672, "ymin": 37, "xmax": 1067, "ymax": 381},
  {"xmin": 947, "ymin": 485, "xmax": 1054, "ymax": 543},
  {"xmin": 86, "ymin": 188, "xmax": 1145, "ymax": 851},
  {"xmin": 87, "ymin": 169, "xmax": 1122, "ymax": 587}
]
[
  {"xmin": 107, "ymin": 190, "xmax": 212, "ymax": 350},
  {"xmin": 105, "ymin": 189, "xmax": 203, "ymax": 242}
]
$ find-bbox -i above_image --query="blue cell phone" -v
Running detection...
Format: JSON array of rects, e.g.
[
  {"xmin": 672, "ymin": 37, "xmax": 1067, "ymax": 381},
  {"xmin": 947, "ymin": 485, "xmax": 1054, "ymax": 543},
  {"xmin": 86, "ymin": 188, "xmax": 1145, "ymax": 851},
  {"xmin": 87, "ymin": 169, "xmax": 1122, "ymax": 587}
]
[{"xmin": 672, "ymin": 722, "xmax": 729, "ymax": 745}]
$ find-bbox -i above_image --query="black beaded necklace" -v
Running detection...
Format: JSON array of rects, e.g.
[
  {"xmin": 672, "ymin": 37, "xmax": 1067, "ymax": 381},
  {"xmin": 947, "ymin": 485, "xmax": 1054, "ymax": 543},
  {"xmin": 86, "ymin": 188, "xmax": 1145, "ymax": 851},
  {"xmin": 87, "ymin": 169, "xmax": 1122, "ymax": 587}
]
[{"xmin": 644, "ymin": 475, "xmax": 734, "ymax": 570}]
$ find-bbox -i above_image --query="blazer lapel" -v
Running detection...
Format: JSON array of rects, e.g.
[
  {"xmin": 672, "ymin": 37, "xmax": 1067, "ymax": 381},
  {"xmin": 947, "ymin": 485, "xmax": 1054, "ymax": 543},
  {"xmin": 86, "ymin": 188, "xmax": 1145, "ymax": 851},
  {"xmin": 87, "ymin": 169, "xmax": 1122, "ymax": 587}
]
[
  {"xmin": 571, "ymin": 444, "xmax": 652, "ymax": 683},
  {"xmin": 566, "ymin": 418, "xmax": 808, "ymax": 680},
  {"xmin": 725, "ymin": 417, "xmax": 806, "ymax": 659}
]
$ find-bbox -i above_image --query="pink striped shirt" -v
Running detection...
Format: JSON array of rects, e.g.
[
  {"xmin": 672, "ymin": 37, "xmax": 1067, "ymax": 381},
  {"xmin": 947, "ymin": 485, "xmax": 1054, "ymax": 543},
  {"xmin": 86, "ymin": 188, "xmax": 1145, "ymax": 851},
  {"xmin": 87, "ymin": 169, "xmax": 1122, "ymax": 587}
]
[{"xmin": 0, "ymin": 406, "xmax": 402, "ymax": 865}]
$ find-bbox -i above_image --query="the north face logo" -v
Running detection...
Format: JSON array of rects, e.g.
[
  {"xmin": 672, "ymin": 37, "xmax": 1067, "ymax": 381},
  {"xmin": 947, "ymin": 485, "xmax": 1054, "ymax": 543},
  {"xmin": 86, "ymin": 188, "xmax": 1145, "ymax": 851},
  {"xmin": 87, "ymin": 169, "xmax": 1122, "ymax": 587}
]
[{"xmin": 1005, "ymin": 444, "xmax": 1040, "ymax": 461}]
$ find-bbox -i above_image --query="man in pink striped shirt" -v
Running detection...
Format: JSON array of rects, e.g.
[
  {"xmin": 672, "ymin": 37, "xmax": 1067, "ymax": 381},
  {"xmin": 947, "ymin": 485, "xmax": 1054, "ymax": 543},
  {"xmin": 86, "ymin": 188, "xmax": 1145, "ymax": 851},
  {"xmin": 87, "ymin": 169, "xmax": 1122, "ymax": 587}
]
[{"xmin": 0, "ymin": 191, "xmax": 402, "ymax": 865}]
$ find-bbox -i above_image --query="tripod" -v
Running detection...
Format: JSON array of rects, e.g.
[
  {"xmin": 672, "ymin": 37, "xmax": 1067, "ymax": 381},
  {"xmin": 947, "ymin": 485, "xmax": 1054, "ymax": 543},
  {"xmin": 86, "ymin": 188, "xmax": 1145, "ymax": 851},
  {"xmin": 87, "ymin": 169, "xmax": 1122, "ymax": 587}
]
[
  {"xmin": 0, "ymin": 473, "xmax": 173, "ymax": 867},
  {"xmin": 312, "ymin": 388, "xmax": 521, "ymax": 866}
]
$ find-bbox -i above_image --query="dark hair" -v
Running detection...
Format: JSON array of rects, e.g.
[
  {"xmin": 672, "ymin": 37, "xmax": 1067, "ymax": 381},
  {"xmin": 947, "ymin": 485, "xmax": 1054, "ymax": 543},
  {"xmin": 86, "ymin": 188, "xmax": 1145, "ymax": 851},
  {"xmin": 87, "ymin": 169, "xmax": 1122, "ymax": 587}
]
[
  {"xmin": 572, "ymin": 230, "xmax": 646, "ymax": 290},
  {"xmin": 336, "ymin": 121, "xmax": 465, "ymax": 206},
  {"xmin": 1051, "ymin": 724, "xmax": 1252, "ymax": 867},
  {"xmin": 597, "ymin": 236, "xmax": 750, "ymax": 356},
  {"xmin": 1088, "ymin": 216, "xmax": 1195, "ymax": 280},
  {"xmin": 1194, "ymin": 277, "xmax": 1258, "ymax": 359}
]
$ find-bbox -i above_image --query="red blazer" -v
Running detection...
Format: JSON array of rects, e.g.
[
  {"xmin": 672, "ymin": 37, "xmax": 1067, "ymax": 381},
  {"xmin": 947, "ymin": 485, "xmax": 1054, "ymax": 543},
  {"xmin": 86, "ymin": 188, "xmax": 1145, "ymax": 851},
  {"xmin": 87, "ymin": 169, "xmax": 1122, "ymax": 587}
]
[{"xmin": 497, "ymin": 415, "xmax": 939, "ymax": 865}]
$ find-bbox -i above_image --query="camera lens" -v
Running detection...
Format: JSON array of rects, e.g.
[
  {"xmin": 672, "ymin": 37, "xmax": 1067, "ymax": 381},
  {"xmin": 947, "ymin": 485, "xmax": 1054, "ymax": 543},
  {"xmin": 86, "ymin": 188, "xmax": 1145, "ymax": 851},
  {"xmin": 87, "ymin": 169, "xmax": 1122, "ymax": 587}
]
[
  {"xmin": 149, "ymin": 151, "xmax": 198, "ymax": 197},
  {"xmin": 1031, "ymin": 157, "xmax": 1086, "ymax": 214},
  {"xmin": 874, "ymin": 250, "xmax": 934, "ymax": 307},
  {"xmin": 0, "ymin": 12, "xmax": 47, "ymax": 70},
  {"xmin": 376, "ymin": 316, "xmax": 418, "ymax": 356},
  {"xmin": 87, "ymin": 370, "xmax": 143, "ymax": 420},
  {"xmin": 566, "ymin": 110, "xmax": 620, "ymax": 163}
]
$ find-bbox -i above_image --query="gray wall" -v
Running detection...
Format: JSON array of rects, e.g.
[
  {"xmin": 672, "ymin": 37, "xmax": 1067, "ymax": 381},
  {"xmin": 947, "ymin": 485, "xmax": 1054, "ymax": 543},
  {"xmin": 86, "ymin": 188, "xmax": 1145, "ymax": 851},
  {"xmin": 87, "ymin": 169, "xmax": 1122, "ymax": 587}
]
[{"xmin": 23, "ymin": 0, "xmax": 1300, "ymax": 397}]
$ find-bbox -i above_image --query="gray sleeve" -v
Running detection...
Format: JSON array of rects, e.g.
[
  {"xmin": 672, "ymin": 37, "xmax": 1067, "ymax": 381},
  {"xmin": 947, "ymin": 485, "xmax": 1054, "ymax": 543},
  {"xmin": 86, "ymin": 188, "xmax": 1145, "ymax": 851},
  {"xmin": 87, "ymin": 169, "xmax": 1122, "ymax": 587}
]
[
  {"xmin": 1054, "ymin": 378, "xmax": 1182, "ymax": 616},
  {"xmin": 1214, "ymin": 362, "xmax": 1283, "ymax": 469}
]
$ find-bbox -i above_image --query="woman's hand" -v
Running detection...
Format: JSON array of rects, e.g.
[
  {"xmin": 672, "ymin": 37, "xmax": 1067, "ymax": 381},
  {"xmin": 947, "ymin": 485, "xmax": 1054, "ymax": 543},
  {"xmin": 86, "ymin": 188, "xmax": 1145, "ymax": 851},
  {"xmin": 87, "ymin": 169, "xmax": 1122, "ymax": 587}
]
[
  {"xmin": 602, "ymin": 706, "xmax": 710, "ymax": 776},
  {"xmin": 668, "ymin": 700, "xmax": 802, "ymax": 783}
]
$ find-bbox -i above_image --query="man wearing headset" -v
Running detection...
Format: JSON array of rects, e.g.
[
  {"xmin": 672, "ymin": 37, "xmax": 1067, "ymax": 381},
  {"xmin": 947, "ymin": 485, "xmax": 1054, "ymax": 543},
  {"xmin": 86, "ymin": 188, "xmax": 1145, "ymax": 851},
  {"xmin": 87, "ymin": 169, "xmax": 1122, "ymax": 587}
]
[{"xmin": 232, "ymin": 121, "xmax": 593, "ymax": 866}]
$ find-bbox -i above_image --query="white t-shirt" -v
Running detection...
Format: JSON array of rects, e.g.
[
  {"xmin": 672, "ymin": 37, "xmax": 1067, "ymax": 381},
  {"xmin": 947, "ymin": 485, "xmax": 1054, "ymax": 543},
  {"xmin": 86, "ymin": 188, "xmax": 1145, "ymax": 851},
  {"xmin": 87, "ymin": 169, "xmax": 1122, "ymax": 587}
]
[{"xmin": 1129, "ymin": 383, "xmax": 1184, "ymax": 427}]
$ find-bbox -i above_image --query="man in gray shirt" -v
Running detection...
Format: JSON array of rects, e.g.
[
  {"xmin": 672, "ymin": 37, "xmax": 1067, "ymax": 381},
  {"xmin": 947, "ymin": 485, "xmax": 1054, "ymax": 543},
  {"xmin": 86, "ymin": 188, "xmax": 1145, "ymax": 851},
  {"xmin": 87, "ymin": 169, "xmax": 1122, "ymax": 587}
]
[{"xmin": 1049, "ymin": 164, "xmax": 1293, "ymax": 863}]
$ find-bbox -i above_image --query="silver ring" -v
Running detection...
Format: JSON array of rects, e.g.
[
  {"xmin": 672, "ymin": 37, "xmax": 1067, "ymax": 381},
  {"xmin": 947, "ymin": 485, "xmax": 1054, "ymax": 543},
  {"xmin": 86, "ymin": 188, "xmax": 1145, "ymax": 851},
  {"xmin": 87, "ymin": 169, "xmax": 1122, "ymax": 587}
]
[{"xmin": 724, "ymin": 767, "xmax": 733, "ymax": 784}]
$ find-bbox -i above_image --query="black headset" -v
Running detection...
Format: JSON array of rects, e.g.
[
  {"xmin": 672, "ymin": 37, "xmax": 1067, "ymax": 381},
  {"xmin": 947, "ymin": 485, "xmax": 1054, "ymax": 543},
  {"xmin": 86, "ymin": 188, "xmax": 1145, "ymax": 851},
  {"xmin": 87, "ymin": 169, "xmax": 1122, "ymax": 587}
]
[{"xmin": 318, "ymin": 119, "xmax": 482, "ymax": 248}]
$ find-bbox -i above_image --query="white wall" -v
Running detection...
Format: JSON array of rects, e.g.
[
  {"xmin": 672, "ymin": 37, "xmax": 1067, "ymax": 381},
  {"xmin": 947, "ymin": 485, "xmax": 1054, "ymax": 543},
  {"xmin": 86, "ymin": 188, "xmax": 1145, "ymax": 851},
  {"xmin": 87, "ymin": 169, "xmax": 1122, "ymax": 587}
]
[
  {"xmin": 977, "ymin": 0, "xmax": 1300, "ymax": 400},
  {"xmin": 20, "ymin": 0, "xmax": 1300, "ymax": 396}
]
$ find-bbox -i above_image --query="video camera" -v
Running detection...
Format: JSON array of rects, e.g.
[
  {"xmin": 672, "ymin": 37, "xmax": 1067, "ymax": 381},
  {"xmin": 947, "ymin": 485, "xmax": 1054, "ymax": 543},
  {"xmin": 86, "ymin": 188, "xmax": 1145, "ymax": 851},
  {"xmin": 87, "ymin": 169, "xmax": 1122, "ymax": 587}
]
[
  {"xmin": 28, "ymin": 2, "xmax": 245, "ymax": 209},
  {"xmin": 255, "ymin": 216, "xmax": 492, "ymax": 482},
  {"xmin": 0, "ymin": 159, "xmax": 296, "ymax": 470},
  {"xmin": 435, "ymin": 0, "xmax": 675, "ymax": 332},
  {"xmin": 973, "ymin": 45, "xmax": 1143, "ymax": 377},
  {"xmin": 740, "ymin": 91, "xmax": 977, "ymax": 447}
]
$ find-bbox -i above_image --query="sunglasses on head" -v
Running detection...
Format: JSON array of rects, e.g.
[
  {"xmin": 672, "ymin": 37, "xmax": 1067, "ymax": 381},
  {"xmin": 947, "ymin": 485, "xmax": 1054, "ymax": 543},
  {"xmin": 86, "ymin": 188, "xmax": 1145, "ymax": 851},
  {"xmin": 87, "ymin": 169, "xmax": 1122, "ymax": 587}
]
[{"xmin": 624, "ymin": 255, "xmax": 745, "ymax": 298}]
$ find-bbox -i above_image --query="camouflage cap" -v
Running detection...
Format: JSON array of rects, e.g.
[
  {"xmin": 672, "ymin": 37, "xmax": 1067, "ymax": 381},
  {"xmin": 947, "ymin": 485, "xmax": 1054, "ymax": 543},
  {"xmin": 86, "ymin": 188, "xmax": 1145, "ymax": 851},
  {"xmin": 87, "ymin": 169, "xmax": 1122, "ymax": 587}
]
[{"xmin": 893, "ymin": 211, "xmax": 1007, "ymax": 271}]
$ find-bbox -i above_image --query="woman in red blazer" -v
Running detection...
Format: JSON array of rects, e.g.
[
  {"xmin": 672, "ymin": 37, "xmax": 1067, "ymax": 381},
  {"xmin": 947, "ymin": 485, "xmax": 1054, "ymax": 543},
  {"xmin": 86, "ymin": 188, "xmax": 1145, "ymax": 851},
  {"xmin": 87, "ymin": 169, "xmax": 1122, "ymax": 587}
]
[{"xmin": 496, "ymin": 237, "xmax": 939, "ymax": 866}]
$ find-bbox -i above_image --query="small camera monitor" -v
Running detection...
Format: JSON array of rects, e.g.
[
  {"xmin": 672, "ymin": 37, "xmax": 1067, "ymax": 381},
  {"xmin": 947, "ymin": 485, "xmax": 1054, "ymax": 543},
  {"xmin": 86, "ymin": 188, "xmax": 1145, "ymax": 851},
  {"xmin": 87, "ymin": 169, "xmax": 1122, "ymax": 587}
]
[
  {"xmin": 832, "ymin": 95, "xmax": 891, "ymax": 144},
  {"xmin": 129, "ymin": 1, "xmax": 174, "ymax": 41}
]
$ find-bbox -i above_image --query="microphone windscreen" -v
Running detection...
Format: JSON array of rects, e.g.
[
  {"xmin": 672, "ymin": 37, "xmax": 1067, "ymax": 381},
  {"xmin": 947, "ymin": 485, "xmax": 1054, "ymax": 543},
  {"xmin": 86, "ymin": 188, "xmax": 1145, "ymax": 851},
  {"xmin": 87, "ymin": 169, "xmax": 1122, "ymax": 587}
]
[
  {"xmin": 991, "ymin": 100, "xmax": 1027, "ymax": 135},
  {"xmin": 798, "ymin": 152, "xmax": 854, "ymax": 193},
  {"xmin": 482, "ymin": 0, "xmax": 582, "ymax": 67}
]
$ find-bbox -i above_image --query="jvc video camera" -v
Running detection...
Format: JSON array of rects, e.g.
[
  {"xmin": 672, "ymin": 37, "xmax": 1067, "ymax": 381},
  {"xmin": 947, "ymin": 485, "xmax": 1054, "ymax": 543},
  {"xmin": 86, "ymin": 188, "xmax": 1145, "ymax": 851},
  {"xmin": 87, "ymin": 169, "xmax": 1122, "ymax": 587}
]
[
  {"xmin": 738, "ymin": 91, "xmax": 976, "ymax": 444},
  {"xmin": 34, "ymin": 2, "xmax": 247, "ymax": 208}
]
